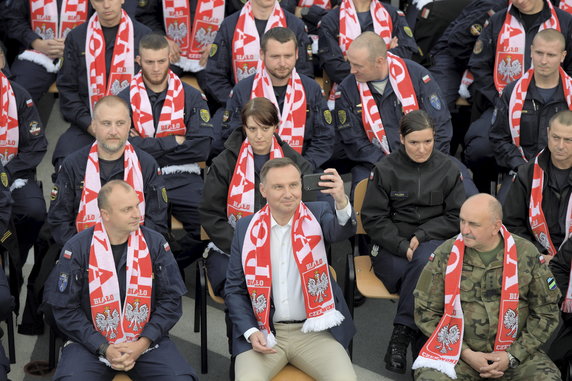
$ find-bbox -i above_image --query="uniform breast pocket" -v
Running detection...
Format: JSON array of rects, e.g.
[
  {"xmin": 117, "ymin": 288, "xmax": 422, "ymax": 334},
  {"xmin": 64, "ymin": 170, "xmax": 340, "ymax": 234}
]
[
  {"xmin": 519, "ymin": 107, "xmax": 537, "ymax": 146},
  {"xmin": 429, "ymin": 191, "xmax": 444, "ymax": 205}
]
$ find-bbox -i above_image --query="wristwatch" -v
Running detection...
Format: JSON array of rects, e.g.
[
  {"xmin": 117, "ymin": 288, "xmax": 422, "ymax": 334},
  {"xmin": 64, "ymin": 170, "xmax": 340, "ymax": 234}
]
[
  {"xmin": 97, "ymin": 342, "xmax": 110, "ymax": 358},
  {"xmin": 507, "ymin": 352, "xmax": 520, "ymax": 368}
]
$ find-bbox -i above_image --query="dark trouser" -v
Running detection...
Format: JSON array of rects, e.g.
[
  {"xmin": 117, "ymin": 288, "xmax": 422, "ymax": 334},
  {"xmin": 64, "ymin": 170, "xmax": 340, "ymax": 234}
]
[
  {"xmin": 205, "ymin": 250, "xmax": 230, "ymax": 298},
  {"xmin": 167, "ymin": 174, "xmax": 205, "ymax": 271},
  {"xmin": 10, "ymin": 58, "xmax": 56, "ymax": 104},
  {"xmin": 0, "ymin": 344, "xmax": 7, "ymax": 381},
  {"xmin": 464, "ymin": 108, "xmax": 497, "ymax": 192},
  {"xmin": 372, "ymin": 240, "xmax": 443, "ymax": 330},
  {"xmin": 350, "ymin": 163, "xmax": 373, "ymax": 200},
  {"xmin": 53, "ymin": 337, "xmax": 198, "ymax": 381},
  {"xmin": 12, "ymin": 180, "xmax": 46, "ymax": 266},
  {"xmin": 52, "ymin": 125, "xmax": 95, "ymax": 171},
  {"xmin": 449, "ymin": 157, "xmax": 479, "ymax": 198}
]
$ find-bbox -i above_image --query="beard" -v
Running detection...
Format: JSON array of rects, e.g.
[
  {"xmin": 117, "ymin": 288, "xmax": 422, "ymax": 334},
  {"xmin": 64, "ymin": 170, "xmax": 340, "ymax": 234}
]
[{"xmin": 142, "ymin": 69, "xmax": 169, "ymax": 87}]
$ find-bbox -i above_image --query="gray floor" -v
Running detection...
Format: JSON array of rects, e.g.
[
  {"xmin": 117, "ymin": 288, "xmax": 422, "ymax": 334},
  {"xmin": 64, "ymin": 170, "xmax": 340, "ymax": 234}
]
[{"xmin": 1, "ymin": 96, "xmax": 413, "ymax": 380}]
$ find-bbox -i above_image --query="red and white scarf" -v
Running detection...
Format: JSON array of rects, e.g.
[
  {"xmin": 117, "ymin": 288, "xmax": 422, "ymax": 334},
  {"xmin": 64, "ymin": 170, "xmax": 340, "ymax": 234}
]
[
  {"xmin": 298, "ymin": 0, "xmax": 331, "ymax": 10},
  {"xmin": 251, "ymin": 65, "xmax": 307, "ymax": 153},
  {"xmin": 227, "ymin": 137, "xmax": 283, "ymax": 227},
  {"xmin": 560, "ymin": 0, "xmax": 572, "ymax": 14},
  {"xmin": 494, "ymin": 2, "xmax": 560, "ymax": 93},
  {"xmin": 86, "ymin": 10, "xmax": 134, "ymax": 115},
  {"xmin": 0, "ymin": 72, "xmax": 19, "ymax": 167},
  {"xmin": 509, "ymin": 68, "xmax": 572, "ymax": 160},
  {"xmin": 19, "ymin": 0, "xmax": 88, "ymax": 73},
  {"xmin": 76, "ymin": 142, "xmax": 145, "ymax": 233},
  {"xmin": 412, "ymin": 226, "xmax": 519, "ymax": 378},
  {"xmin": 357, "ymin": 52, "xmax": 418, "ymax": 155},
  {"xmin": 232, "ymin": 0, "xmax": 287, "ymax": 84},
  {"xmin": 129, "ymin": 70, "xmax": 186, "ymax": 138},
  {"xmin": 162, "ymin": 0, "xmax": 225, "ymax": 72},
  {"xmin": 328, "ymin": 0, "xmax": 394, "ymax": 108},
  {"xmin": 88, "ymin": 221, "xmax": 152, "ymax": 344},
  {"xmin": 338, "ymin": 0, "xmax": 392, "ymax": 54},
  {"xmin": 529, "ymin": 152, "xmax": 572, "ymax": 311},
  {"xmin": 242, "ymin": 203, "xmax": 344, "ymax": 346}
]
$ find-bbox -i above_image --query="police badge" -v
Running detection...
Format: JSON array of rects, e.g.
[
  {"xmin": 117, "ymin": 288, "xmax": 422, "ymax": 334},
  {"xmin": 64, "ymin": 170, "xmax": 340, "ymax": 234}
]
[
  {"xmin": 58, "ymin": 272, "xmax": 69, "ymax": 292},
  {"xmin": 200, "ymin": 109, "xmax": 211, "ymax": 123},
  {"xmin": 404, "ymin": 26, "xmax": 413, "ymax": 38},
  {"xmin": 0, "ymin": 172, "xmax": 7, "ymax": 188},
  {"xmin": 338, "ymin": 110, "xmax": 347, "ymax": 125},
  {"xmin": 210, "ymin": 44, "xmax": 218, "ymax": 57},
  {"xmin": 323, "ymin": 110, "xmax": 333, "ymax": 125},
  {"xmin": 429, "ymin": 94, "xmax": 442, "ymax": 111},
  {"xmin": 161, "ymin": 188, "xmax": 168, "ymax": 204}
]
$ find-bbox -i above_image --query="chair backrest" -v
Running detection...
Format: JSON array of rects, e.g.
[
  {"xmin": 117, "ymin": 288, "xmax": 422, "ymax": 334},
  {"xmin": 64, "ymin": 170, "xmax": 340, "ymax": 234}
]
[{"xmin": 353, "ymin": 179, "xmax": 369, "ymax": 235}]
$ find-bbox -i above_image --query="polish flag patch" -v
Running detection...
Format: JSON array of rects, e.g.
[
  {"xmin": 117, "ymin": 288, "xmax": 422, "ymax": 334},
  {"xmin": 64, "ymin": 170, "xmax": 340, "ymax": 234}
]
[
  {"xmin": 63, "ymin": 250, "xmax": 72, "ymax": 259},
  {"xmin": 422, "ymin": 75, "xmax": 431, "ymax": 83}
]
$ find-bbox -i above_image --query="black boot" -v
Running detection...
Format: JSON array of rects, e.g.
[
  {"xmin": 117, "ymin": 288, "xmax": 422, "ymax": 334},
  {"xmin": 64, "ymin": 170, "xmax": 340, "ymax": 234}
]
[{"xmin": 384, "ymin": 324, "xmax": 415, "ymax": 374}]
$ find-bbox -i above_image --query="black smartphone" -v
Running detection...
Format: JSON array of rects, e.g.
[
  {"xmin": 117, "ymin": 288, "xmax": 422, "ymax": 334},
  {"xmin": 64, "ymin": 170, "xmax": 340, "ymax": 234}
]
[{"xmin": 303, "ymin": 173, "xmax": 329, "ymax": 191}]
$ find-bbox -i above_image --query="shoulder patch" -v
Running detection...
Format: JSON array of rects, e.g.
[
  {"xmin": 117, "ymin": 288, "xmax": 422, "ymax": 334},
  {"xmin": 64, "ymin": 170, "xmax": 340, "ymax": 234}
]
[
  {"xmin": 539, "ymin": 255, "xmax": 546, "ymax": 264},
  {"xmin": 473, "ymin": 39, "xmax": 483, "ymax": 55},
  {"xmin": 422, "ymin": 74, "xmax": 431, "ymax": 84},
  {"xmin": 222, "ymin": 110, "xmax": 231, "ymax": 123},
  {"xmin": 337, "ymin": 110, "xmax": 347, "ymax": 125},
  {"xmin": 210, "ymin": 43, "xmax": 218, "ymax": 57},
  {"xmin": 138, "ymin": 0, "xmax": 148, "ymax": 6},
  {"xmin": 470, "ymin": 23, "xmax": 483, "ymax": 36},
  {"xmin": 26, "ymin": 98, "xmax": 34, "ymax": 108},
  {"xmin": 429, "ymin": 94, "xmax": 442, "ymax": 111},
  {"xmin": 421, "ymin": 8, "xmax": 430, "ymax": 19},
  {"xmin": 428, "ymin": 253, "xmax": 435, "ymax": 262},
  {"xmin": 547, "ymin": 277, "xmax": 557, "ymax": 290},
  {"xmin": 29, "ymin": 120, "xmax": 42, "ymax": 136},
  {"xmin": 161, "ymin": 187, "xmax": 168, "ymax": 203},
  {"xmin": 369, "ymin": 170, "xmax": 374, "ymax": 181},
  {"xmin": 404, "ymin": 26, "xmax": 413, "ymax": 38},
  {"xmin": 323, "ymin": 110, "xmax": 333, "ymax": 125},
  {"xmin": 200, "ymin": 108, "xmax": 211, "ymax": 123},
  {"xmin": 0, "ymin": 172, "xmax": 7, "ymax": 188},
  {"xmin": 63, "ymin": 250, "xmax": 72, "ymax": 259},
  {"xmin": 397, "ymin": 10, "xmax": 405, "ymax": 17},
  {"xmin": 58, "ymin": 272, "xmax": 69, "ymax": 292},
  {"xmin": 201, "ymin": 92, "xmax": 207, "ymax": 101},
  {"xmin": 163, "ymin": 241, "xmax": 171, "ymax": 252}
]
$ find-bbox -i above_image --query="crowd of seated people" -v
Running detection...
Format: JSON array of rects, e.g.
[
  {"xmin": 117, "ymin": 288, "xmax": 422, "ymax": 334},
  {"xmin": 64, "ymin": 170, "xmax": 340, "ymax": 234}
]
[{"xmin": 1, "ymin": 0, "xmax": 572, "ymax": 380}]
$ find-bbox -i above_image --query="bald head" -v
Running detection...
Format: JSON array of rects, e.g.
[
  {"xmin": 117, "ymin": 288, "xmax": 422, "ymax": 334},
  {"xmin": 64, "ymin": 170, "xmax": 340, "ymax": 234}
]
[
  {"xmin": 348, "ymin": 31, "xmax": 387, "ymax": 62},
  {"xmin": 459, "ymin": 194, "xmax": 503, "ymax": 252},
  {"xmin": 533, "ymin": 28, "xmax": 566, "ymax": 51}
]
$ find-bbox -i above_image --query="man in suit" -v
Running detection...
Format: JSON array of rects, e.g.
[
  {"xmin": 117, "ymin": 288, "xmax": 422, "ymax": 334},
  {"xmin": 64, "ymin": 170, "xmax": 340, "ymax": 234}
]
[{"xmin": 225, "ymin": 157, "xmax": 357, "ymax": 381}]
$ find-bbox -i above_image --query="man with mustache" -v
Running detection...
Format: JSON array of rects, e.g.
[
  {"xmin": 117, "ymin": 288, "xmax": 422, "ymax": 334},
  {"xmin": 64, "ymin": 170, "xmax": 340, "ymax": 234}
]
[{"xmin": 413, "ymin": 193, "xmax": 561, "ymax": 380}]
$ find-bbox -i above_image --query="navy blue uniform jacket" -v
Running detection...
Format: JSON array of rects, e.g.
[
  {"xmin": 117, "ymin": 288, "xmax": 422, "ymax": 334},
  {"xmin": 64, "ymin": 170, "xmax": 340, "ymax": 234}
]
[
  {"xmin": 118, "ymin": 82, "xmax": 214, "ymax": 188},
  {"xmin": 3, "ymin": 80, "xmax": 47, "ymax": 183},
  {"xmin": 318, "ymin": 2, "xmax": 418, "ymax": 85},
  {"xmin": 335, "ymin": 62, "xmax": 452, "ymax": 166},
  {"xmin": 204, "ymin": 8, "xmax": 314, "ymax": 107},
  {"xmin": 56, "ymin": 17, "xmax": 151, "ymax": 132},
  {"xmin": 468, "ymin": 0, "xmax": 572, "ymax": 107},
  {"xmin": 224, "ymin": 201, "xmax": 357, "ymax": 356},
  {"xmin": 44, "ymin": 225, "xmax": 187, "ymax": 354},
  {"xmin": 223, "ymin": 73, "xmax": 334, "ymax": 169},
  {"xmin": 47, "ymin": 144, "xmax": 168, "ymax": 247}
]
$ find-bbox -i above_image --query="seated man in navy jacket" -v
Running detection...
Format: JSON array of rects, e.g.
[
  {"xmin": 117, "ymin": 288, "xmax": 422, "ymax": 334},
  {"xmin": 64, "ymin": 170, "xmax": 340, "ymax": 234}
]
[
  {"xmin": 222, "ymin": 27, "xmax": 333, "ymax": 169},
  {"xmin": 225, "ymin": 157, "xmax": 357, "ymax": 381},
  {"xmin": 45, "ymin": 180, "xmax": 196, "ymax": 381}
]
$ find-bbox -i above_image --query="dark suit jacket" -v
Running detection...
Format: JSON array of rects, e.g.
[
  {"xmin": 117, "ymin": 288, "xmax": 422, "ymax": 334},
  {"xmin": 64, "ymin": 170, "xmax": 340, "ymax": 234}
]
[{"xmin": 224, "ymin": 201, "xmax": 357, "ymax": 356}]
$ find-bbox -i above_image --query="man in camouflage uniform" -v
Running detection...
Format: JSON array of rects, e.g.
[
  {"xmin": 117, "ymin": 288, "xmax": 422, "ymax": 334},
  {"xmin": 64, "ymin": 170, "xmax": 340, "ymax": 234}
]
[{"xmin": 413, "ymin": 193, "xmax": 561, "ymax": 380}]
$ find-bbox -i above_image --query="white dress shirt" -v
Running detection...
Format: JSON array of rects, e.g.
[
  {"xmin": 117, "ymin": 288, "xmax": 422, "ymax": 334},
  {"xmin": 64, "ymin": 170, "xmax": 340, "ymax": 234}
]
[{"xmin": 244, "ymin": 199, "xmax": 352, "ymax": 341}]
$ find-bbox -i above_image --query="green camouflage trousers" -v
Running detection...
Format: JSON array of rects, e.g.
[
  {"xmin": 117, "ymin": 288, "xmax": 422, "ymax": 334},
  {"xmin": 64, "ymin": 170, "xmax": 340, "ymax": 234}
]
[{"xmin": 415, "ymin": 351, "xmax": 560, "ymax": 381}]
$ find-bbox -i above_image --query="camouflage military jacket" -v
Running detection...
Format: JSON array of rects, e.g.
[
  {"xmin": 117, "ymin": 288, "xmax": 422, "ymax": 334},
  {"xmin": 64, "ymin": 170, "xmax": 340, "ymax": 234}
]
[{"xmin": 414, "ymin": 234, "xmax": 561, "ymax": 363}]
